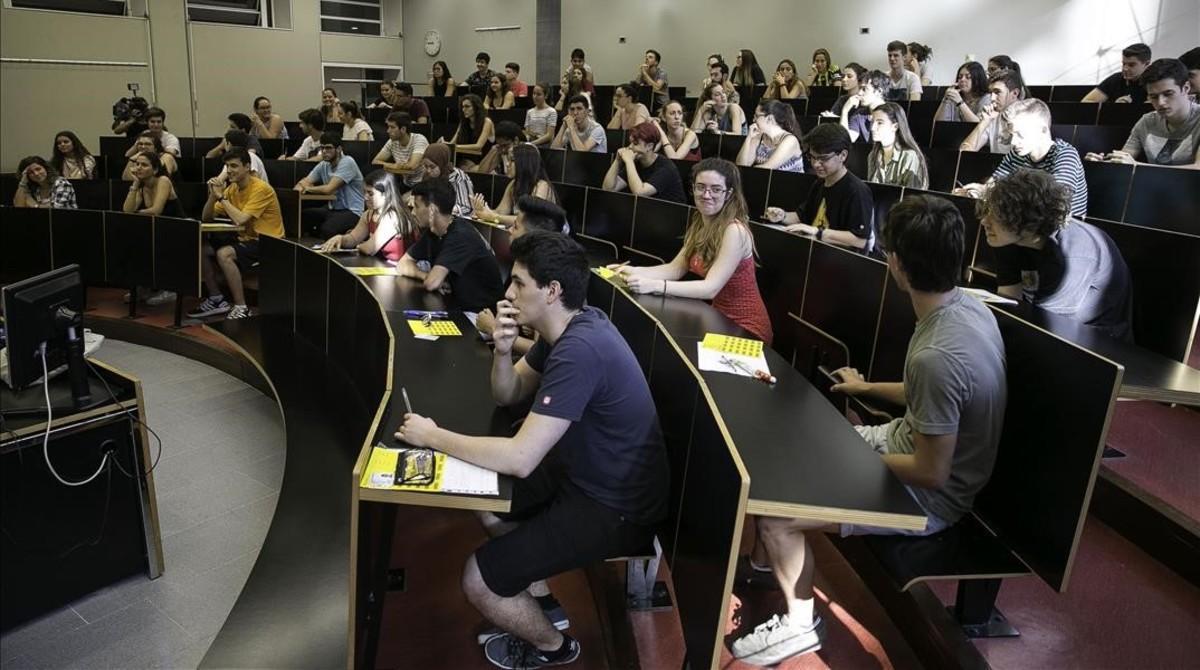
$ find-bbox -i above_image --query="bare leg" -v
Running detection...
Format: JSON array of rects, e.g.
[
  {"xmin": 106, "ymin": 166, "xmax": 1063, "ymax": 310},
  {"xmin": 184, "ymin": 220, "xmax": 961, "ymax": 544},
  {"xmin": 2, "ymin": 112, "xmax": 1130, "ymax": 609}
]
[
  {"xmin": 463, "ymin": 554, "xmax": 562, "ymax": 651},
  {"xmin": 756, "ymin": 517, "xmax": 830, "ymax": 626},
  {"xmin": 476, "ymin": 512, "xmax": 551, "ymax": 597},
  {"xmin": 200, "ymin": 244, "xmax": 222, "ymax": 296},
  {"xmin": 215, "ymin": 246, "xmax": 246, "ymax": 305}
]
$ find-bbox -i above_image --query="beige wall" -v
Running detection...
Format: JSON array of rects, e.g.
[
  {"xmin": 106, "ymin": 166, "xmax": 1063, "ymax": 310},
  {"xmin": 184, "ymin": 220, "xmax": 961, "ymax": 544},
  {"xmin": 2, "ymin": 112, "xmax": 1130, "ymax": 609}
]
[
  {"xmin": 401, "ymin": 0, "xmax": 535, "ymax": 91},
  {"xmin": 1, "ymin": 8, "xmax": 152, "ymax": 168},
  {"xmin": 560, "ymin": 0, "xmax": 1200, "ymax": 94},
  {"xmin": 1, "ymin": 1, "xmax": 405, "ymax": 168}
]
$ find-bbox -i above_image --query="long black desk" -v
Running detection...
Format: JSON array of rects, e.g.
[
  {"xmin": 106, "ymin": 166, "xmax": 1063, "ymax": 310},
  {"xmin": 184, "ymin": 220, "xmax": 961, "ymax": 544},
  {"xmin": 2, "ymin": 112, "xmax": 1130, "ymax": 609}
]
[
  {"xmin": 994, "ymin": 302, "xmax": 1200, "ymax": 406},
  {"xmin": 590, "ymin": 280, "xmax": 927, "ymax": 529}
]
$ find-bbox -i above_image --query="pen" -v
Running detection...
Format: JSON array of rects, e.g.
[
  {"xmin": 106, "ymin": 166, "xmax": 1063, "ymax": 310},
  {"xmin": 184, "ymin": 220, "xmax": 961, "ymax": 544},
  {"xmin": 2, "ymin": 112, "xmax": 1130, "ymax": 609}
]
[
  {"xmin": 402, "ymin": 387, "xmax": 412, "ymax": 415},
  {"xmin": 403, "ymin": 309, "xmax": 450, "ymax": 318}
]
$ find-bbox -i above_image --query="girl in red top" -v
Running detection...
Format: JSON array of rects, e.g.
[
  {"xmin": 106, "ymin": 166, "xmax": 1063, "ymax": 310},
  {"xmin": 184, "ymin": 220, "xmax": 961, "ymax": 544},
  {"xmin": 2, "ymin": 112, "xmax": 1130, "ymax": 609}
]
[
  {"xmin": 613, "ymin": 158, "xmax": 773, "ymax": 344},
  {"xmin": 321, "ymin": 170, "xmax": 416, "ymax": 262}
]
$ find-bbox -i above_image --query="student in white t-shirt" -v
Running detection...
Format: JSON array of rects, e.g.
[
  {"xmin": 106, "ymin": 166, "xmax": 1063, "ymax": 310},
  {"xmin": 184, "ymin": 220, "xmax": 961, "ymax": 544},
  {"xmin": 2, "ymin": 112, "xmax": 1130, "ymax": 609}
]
[
  {"xmin": 339, "ymin": 101, "xmax": 374, "ymax": 141},
  {"xmin": 886, "ymin": 40, "xmax": 923, "ymax": 101},
  {"xmin": 371, "ymin": 111, "xmax": 429, "ymax": 186},
  {"xmin": 524, "ymin": 83, "xmax": 558, "ymax": 146}
]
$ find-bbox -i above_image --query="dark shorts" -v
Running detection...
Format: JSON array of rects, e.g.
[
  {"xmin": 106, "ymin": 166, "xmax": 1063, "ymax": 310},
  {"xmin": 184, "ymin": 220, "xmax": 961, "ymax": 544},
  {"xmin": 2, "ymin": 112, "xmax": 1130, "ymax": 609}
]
[
  {"xmin": 208, "ymin": 233, "xmax": 261, "ymax": 269},
  {"xmin": 475, "ymin": 464, "xmax": 656, "ymax": 598}
]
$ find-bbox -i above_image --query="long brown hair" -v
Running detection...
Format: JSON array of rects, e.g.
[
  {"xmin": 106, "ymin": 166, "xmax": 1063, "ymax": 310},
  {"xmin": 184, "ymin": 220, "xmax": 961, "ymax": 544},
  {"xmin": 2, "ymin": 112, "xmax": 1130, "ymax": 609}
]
[{"xmin": 683, "ymin": 158, "xmax": 751, "ymax": 267}]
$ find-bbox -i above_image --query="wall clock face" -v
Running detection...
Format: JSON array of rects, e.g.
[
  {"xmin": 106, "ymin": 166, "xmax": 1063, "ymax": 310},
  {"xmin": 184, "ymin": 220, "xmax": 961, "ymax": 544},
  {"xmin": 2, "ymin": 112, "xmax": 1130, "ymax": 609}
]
[{"xmin": 424, "ymin": 30, "xmax": 442, "ymax": 56}]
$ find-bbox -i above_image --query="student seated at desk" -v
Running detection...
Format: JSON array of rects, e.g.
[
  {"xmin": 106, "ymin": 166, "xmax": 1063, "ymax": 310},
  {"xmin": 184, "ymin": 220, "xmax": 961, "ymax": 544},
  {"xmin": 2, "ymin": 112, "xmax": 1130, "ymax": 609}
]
[
  {"xmin": 444, "ymin": 94, "xmax": 495, "ymax": 169},
  {"xmin": 955, "ymin": 98, "xmax": 1089, "ymax": 218},
  {"xmin": 207, "ymin": 114, "xmax": 264, "ymax": 157},
  {"xmin": 601, "ymin": 122, "xmax": 687, "ymax": 204},
  {"xmin": 250, "ymin": 96, "xmax": 288, "ymax": 140},
  {"xmin": 1082, "ymin": 42, "xmax": 1151, "ymax": 103},
  {"xmin": 396, "ymin": 178, "xmax": 503, "ymax": 312},
  {"xmin": 691, "ymin": 82, "xmax": 746, "ymax": 135},
  {"xmin": 122, "ymin": 131, "xmax": 177, "ymax": 180},
  {"xmin": 475, "ymin": 196, "xmax": 572, "ymax": 354},
  {"xmin": 523, "ymin": 83, "xmax": 558, "ymax": 146},
  {"xmin": 733, "ymin": 195, "xmax": 1007, "ymax": 666},
  {"xmin": 608, "ymin": 83, "xmax": 651, "ymax": 130},
  {"xmin": 736, "ymin": 99, "xmax": 805, "ymax": 172},
  {"xmin": 285, "ymin": 108, "xmax": 326, "ymax": 161},
  {"xmin": 960, "ymin": 69, "xmax": 1026, "ymax": 154},
  {"xmin": 144, "ymin": 107, "xmax": 181, "ymax": 157},
  {"xmin": 868, "ymin": 102, "xmax": 929, "ymax": 189},
  {"xmin": 979, "ymin": 169, "xmax": 1133, "ymax": 340},
  {"xmin": 1086, "ymin": 58, "xmax": 1200, "ymax": 168},
  {"xmin": 551, "ymin": 95, "xmax": 607, "ymax": 153},
  {"xmin": 13, "ymin": 156, "xmax": 76, "ymax": 209},
  {"xmin": 614, "ymin": 157, "xmax": 773, "ymax": 343},
  {"xmin": 51, "ymin": 130, "xmax": 96, "ymax": 180},
  {"xmin": 654, "ymin": 100, "xmax": 700, "ymax": 161},
  {"xmin": 210, "ymin": 130, "xmax": 266, "ymax": 180},
  {"xmin": 295, "ymin": 132, "xmax": 365, "ymax": 239},
  {"xmin": 372, "ymin": 111, "xmax": 428, "ymax": 189},
  {"xmin": 191, "ymin": 148, "xmax": 285, "ymax": 320},
  {"xmin": 124, "ymin": 150, "xmax": 183, "ymax": 217},
  {"xmin": 321, "ymin": 171, "xmax": 416, "ymax": 262},
  {"xmin": 764, "ymin": 123, "xmax": 876, "ymax": 254},
  {"xmin": 395, "ymin": 231, "xmax": 668, "ymax": 669},
  {"xmin": 415, "ymin": 143, "xmax": 474, "ymax": 216},
  {"xmin": 475, "ymin": 121, "xmax": 523, "ymax": 176},
  {"xmin": 473, "ymin": 144, "xmax": 559, "ymax": 228}
]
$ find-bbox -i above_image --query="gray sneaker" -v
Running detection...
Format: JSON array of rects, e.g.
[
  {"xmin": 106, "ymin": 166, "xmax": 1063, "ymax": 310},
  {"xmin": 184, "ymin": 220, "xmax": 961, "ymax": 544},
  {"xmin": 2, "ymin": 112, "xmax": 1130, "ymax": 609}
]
[
  {"xmin": 483, "ymin": 632, "xmax": 579, "ymax": 669},
  {"xmin": 731, "ymin": 613, "xmax": 824, "ymax": 666},
  {"xmin": 187, "ymin": 296, "xmax": 232, "ymax": 318},
  {"xmin": 226, "ymin": 304, "xmax": 252, "ymax": 319}
]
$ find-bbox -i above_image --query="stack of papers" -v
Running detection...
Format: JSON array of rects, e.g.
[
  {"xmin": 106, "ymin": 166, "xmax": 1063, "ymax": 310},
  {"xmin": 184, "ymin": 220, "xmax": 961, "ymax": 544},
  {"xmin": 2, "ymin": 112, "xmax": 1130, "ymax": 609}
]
[
  {"xmin": 361, "ymin": 446, "xmax": 499, "ymax": 495},
  {"xmin": 349, "ymin": 266, "xmax": 398, "ymax": 277},
  {"xmin": 961, "ymin": 287, "xmax": 1018, "ymax": 305},
  {"xmin": 695, "ymin": 333, "xmax": 772, "ymax": 379}
]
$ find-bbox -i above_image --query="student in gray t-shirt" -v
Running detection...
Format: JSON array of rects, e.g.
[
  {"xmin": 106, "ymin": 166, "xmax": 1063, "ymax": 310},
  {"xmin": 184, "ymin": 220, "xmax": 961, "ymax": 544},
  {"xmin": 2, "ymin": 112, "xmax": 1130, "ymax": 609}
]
[
  {"xmin": 1086, "ymin": 58, "xmax": 1200, "ymax": 168},
  {"xmin": 732, "ymin": 195, "xmax": 1007, "ymax": 667}
]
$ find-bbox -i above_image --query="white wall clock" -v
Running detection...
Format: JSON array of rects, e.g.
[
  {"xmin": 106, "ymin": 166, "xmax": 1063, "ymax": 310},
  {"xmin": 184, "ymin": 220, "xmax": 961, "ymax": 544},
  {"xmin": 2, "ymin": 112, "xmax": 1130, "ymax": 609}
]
[{"xmin": 424, "ymin": 30, "xmax": 442, "ymax": 57}]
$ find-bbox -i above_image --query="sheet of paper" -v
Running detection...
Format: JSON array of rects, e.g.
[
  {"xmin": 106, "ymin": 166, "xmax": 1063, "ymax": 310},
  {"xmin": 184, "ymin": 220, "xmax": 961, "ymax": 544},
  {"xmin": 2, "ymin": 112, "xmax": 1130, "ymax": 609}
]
[
  {"xmin": 701, "ymin": 333, "xmax": 765, "ymax": 358},
  {"xmin": 349, "ymin": 266, "xmax": 398, "ymax": 276},
  {"xmin": 408, "ymin": 319, "xmax": 462, "ymax": 337},
  {"xmin": 961, "ymin": 287, "xmax": 1018, "ymax": 305},
  {"xmin": 440, "ymin": 454, "xmax": 500, "ymax": 495},
  {"xmin": 696, "ymin": 342, "xmax": 772, "ymax": 380}
]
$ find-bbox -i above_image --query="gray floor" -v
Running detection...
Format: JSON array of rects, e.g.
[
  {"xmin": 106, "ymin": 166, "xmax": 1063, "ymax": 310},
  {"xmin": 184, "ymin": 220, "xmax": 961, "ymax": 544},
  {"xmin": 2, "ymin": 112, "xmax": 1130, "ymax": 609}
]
[{"xmin": 0, "ymin": 339, "xmax": 285, "ymax": 669}]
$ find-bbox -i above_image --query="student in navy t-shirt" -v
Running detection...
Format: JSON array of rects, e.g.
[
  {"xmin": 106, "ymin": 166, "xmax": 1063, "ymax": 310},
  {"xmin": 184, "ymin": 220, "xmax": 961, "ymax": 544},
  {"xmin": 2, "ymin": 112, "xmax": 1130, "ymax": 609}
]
[{"xmin": 395, "ymin": 231, "xmax": 668, "ymax": 669}]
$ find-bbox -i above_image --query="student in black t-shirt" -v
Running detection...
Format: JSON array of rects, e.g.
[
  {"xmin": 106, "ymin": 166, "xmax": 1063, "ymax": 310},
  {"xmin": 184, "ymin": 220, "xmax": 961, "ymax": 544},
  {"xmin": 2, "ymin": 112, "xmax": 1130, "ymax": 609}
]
[
  {"xmin": 601, "ymin": 121, "xmax": 687, "ymax": 203},
  {"xmin": 395, "ymin": 231, "xmax": 668, "ymax": 669},
  {"xmin": 979, "ymin": 169, "xmax": 1132, "ymax": 340},
  {"xmin": 397, "ymin": 178, "xmax": 504, "ymax": 312},
  {"xmin": 1083, "ymin": 43, "xmax": 1152, "ymax": 103},
  {"xmin": 764, "ymin": 123, "xmax": 876, "ymax": 253}
]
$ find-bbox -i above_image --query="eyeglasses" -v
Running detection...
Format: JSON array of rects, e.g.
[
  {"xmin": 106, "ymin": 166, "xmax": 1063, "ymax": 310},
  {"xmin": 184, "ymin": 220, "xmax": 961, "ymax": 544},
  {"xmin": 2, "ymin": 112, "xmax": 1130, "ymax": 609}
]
[
  {"xmin": 320, "ymin": 145, "xmax": 337, "ymax": 151},
  {"xmin": 693, "ymin": 184, "xmax": 728, "ymax": 196},
  {"xmin": 808, "ymin": 152, "xmax": 841, "ymax": 165}
]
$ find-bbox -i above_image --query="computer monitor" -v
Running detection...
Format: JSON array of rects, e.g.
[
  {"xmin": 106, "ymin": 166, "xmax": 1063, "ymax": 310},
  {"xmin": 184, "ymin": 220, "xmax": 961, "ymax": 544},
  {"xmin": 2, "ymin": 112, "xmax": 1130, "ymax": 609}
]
[{"xmin": 2, "ymin": 264, "xmax": 90, "ymax": 408}]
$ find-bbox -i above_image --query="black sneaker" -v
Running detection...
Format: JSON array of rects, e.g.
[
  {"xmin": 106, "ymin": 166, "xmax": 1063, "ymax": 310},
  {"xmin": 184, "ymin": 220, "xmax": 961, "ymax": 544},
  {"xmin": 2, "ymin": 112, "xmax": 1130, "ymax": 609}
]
[
  {"xmin": 477, "ymin": 598, "xmax": 569, "ymax": 644},
  {"xmin": 483, "ymin": 632, "xmax": 580, "ymax": 669},
  {"xmin": 187, "ymin": 296, "xmax": 232, "ymax": 318}
]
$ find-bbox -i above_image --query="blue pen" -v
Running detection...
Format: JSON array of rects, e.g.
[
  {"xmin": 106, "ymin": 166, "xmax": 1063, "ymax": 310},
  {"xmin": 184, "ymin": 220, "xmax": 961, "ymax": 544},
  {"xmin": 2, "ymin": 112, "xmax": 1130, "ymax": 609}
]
[{"xmin": 403, "ymin": 310, "xmax": 450, "ymax": 318}]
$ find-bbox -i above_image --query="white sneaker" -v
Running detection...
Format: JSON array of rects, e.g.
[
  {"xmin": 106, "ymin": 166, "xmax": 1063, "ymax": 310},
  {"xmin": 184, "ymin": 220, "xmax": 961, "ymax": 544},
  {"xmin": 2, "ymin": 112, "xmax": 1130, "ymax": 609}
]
[
  {"xmin": 145, "ymin": 290, "xmax": 177, "ymax": 306},
  {"xmin": 226, "ymin": 304, "xmax": 251, "ymax": 319},
  {"xmin": 731, "ymin": 614, "xmax": 824, "ymax": 666}
]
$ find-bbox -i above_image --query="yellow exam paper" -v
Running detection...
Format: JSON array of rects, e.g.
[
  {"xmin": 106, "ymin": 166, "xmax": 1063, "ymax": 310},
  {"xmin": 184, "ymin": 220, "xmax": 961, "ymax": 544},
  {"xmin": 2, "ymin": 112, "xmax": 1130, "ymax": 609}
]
[
  {"xmin": 408, "ymin": 319, "xmax": 463, "ymax": 337},
  {"xmin": 701, "ymin": 333, "xmax": 764, "ymax": 358}
]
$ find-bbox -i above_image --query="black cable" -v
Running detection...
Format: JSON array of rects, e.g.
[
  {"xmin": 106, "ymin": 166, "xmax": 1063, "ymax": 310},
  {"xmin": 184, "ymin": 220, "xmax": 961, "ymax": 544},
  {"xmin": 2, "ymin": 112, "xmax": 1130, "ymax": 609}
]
[{"xmin": 85, "ymin": 359, "xmax": 164, "ymax": 477}]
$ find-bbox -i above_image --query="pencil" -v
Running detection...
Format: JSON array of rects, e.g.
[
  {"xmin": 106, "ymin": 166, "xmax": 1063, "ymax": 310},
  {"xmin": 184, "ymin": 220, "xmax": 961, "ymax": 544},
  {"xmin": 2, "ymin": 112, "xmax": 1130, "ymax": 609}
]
[{"xmin": 402, "ymin": 387, "xmax": 412, "ymax": 415}]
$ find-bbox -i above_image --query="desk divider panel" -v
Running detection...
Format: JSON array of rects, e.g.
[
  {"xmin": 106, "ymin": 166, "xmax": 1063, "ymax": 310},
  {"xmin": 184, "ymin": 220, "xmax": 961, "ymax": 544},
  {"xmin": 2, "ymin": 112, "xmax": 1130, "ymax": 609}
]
[
  {"xmin": 799, "ymin": 242, "xmax": 889, "ymax": 371},
  {"xmin": 327, "ymin": 265, "xmax": 361, "ymax": 376},
  {"xmin": 865, "ymin": 182, "xmax": 903, "ymax": 250},
  {"xmin": 562, "ymin": 150, "xmax": 612, "ymax": 188},
  {"xmin": 176, "ymin": 156, "xmax": 206, "ymax": 184},
  {"xmin": 555, "ymin": 182, "xmax": 588, "ymax": 239},
  {"xmin": 1096, "ymin": 103, "xmax": 1150, "ymax": 127},
  {"xmin": 923, "ymin": 148, "xmax": 961, "ymax": 193},
  {"xmin": 749, "ymin": 223, "xmax": 812, "ymax": 361},
  {"xmin": 0, "ymin": 207, "xmax": 52, "ymax": 284},
  {"xmin": 1123, "ymin": 164, "xmax": 1200, "ymax": 235},
  {"xmin": 1050, "ymin": 123, "xmax": 1077, "ymax": 144},
  {"xmin": 904, "ymin": 102, "xmax": 939, "ymax": 147},
  {"xmin": 738, "ymin": 166, "xmax": 770, "ymax": 222},
  {"xmin": 630, "ymin": 196, "xmax": 690, "ymax": 263},
  {"xmin": 1071, "ymin": 125, "xmax": 1131, "ymax": 156},
  {"xmin": 1049, "ymin": 85, "xmax": 1093, "ymax": 102},
  {"xmin": 0, "ymin": 175, "xmax": 19, "ymax": 206},
  {"xmin": 539, "ymin": 148, "xmax": 566, "ymax": 182},
  {"xmin": 99, "ymin": 136, "xmax": 133, "ymax": 159},
  {"xmin": 264, "ymin": 159, "xmax": 299, "ymax": 189},
  {"xmin": 258, "ymin": 139, "xmax": 285, "ymax": 159},
  {"xmin": 717, "ymin": 134, "xmax": 746, "ymax": 164},
  {"xmin": 1091, "ymin": 219, "xmax": 1200, "ymax": 363},
  {"xmin": 846, "ymin": 144, "xmax": 869, "ymax": 180},
  {"xmin": 1081, "ymin": 161, "xmax": 1134, "ymax": 223},
  {"xmin": 954, "ymin": 150, "xmax": 1003, "ymax": 187},
  {"xmin": 582, "ymin": 188, "xmax": 636, "ymax": 250},
  {"xmin": 72, "ymin": 180, "xmax": 112, "ymax": 211},
  {"xmin": 173, "ymin": 183, "xmax": 208, "ymax": 219},
  {"xmin": 151, "ymin": 216, "xmax": 201, "ymax": 297},
  {"xmin": 869, "ymin": 279, "xmax": 917, "ymax": 383},
  {"xmin": 258, "ymin": 235, "xmax": 297, "ymax": 320},
  {"xmin": 50, "ymin": 209, "xmax": 106, "ymax": 286},
  {"xmin": 352, "ymin": 280, "xmax": 390, "ymax": 402},
  {"xmin": 976, "ymin": 307, "xmax": 1122, "ymax": 591},
  {"xmin": 274, "ymin": 188, "xmax": 302, "ymax": 238},
  {"xmin": 466, "ymin": 172, "xmax": 496, "ymax": 205},
  {"xmin": 295, "ymin": 246, "xmax": 331, "ymax": 351},
  {"xmin": 929, "ymin": 121, "xmax": 979, "ymax": 150},
  {"xmin": 697, "ymin": 133, "xmax": 721, "ymax": 160},
  {"xmin": 102, "ymin": 212, "xmax": 154, "ymax": 289},
  {"xmin": 1047, "ymin": 102, "xmax": 1099, "ymax": 125},
  {"xmin": 763, "ymin": 170, "xmax": 819, "ymax": 212},
  {"xmin": 605, "ymin": 130, "xmax": 626, "ymax": 153}
]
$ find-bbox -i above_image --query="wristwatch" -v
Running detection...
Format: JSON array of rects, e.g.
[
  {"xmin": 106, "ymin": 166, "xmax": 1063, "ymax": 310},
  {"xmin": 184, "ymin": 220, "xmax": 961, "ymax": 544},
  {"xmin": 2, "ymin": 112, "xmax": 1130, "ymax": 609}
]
[{"xmin": 816, "ymin": 228, "xmax": 825, "ymax": 241}]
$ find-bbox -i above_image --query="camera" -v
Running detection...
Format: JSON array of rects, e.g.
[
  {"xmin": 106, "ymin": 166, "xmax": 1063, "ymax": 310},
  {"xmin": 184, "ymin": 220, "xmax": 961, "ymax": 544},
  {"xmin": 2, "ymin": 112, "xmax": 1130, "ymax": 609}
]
[{"xmin": 113, "ymin": 96, "xmax": 149, "ymax": 121}]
